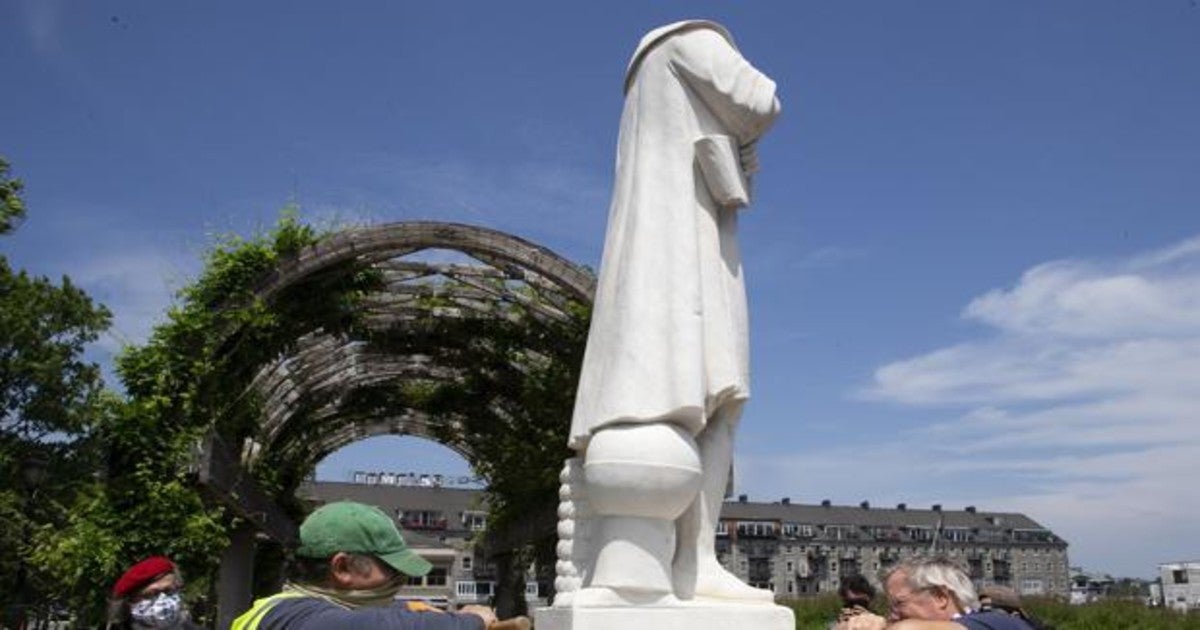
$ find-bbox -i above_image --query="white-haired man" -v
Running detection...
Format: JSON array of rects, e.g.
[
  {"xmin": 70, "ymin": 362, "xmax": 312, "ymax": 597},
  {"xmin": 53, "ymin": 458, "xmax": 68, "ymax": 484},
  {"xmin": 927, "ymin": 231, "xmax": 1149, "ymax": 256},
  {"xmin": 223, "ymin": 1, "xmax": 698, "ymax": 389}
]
[{"xmin": 837, "ymin": 556, "xmax": 1034, "ymax": 630}]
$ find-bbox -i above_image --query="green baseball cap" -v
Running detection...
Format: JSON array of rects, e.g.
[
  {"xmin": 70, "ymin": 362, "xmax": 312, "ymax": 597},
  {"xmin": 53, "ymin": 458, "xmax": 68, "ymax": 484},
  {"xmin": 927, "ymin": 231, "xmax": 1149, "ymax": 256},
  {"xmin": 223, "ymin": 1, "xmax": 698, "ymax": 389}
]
[{"xmin": 297, "ymin": 501, "xmax": 432, "ymax": 577}]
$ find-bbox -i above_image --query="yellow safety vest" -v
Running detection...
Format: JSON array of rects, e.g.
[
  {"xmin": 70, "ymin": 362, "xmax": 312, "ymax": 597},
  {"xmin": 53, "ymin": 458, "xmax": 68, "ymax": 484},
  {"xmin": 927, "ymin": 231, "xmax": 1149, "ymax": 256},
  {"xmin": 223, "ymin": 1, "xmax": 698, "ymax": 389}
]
[
  {"xmin": 230, "ymin": 592, "xmax": 307, "ymax": 630},
  {"xmin": 231, "ymin": 592, "xmax": 445, "ymax": 630}
]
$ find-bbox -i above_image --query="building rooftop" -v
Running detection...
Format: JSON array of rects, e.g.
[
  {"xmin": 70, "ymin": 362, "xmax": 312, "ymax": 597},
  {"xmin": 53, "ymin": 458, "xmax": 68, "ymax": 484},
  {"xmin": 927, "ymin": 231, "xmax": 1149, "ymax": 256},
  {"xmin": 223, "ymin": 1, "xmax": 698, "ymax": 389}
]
[
  {"xmin": 722, "ymin": 499, "xmax": 1048, "ymax": 532},
  {"xmin": 301, "ymin": 480, "xmax": 488, "ymax": 514}
]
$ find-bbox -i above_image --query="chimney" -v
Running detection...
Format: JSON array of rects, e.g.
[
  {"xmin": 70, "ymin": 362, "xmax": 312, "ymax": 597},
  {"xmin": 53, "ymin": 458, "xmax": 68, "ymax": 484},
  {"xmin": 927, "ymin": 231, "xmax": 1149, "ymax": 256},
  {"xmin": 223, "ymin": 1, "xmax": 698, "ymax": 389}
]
[
  {"xmin": 782, "ymin": 497, "xmax": 790, "ymax": 505},
  {"xmin": 966, "ymin": 505, "xmax": 976, "ymax": 513},
  {"xmin": 738, "ymin": 494, "xmax": 748, "ymax": 503},
  {"xmin": 897, "ymin": 503, "xmax": 907, "ymax": 511},
  {"xmin": 932, "ymin": 504, "xmax": 942, "ymax": 512},
  {"xmin": 821, "ymin": 499, "xmax": 832, "ymax": 508},
  {"xmin": 860, "ymin": 500, "xmax": 870, "ymax": 510}
]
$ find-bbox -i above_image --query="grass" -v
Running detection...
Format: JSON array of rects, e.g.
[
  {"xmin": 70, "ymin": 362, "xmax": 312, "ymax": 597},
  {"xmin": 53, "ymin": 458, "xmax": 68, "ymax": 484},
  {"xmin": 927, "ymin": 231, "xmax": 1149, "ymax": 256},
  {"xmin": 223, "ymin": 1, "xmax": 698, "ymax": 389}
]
[{"xmin": 783, "ymin": 596, "xmax": 1200, "ymax": 630}]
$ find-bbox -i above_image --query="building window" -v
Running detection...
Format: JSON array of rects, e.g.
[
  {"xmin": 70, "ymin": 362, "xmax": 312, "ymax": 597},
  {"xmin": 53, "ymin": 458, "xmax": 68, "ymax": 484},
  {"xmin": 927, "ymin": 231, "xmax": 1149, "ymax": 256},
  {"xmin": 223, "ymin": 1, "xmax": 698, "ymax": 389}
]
[
  {"xmin": 401, "ymin": 510, "xmax": 446, "ymax": 530},
  {"xmin": 462, "ymin": 556, "xmax": 473, "ymax": 571},
  {"xmin": 1173, "ymin": 570, "xmax": 1189, "ymax": 584},
  {"xmin": 426, "ymin": 567, "xmax": 448, "ymax": 587},
  {"xmin": 786, "ymin": 561, "xmax": 794, "ymax": 573},
  {"xmin": 462, "ymin": 511, "xmax": 487, "ymax": 531},
  {"xmin": 737, "ymin": 521, "xmax": 777, "ymax": 538},
  {"xmin": 716, "ymin": 521, "xmax": 728, "ymax": 536},
  {"xmin": 907, "ymin": 527, "xmax": 933, "ymax": 542},
  {"xmin": 945, "ymin": 528, "xmax": 969, "ymax": 543}
]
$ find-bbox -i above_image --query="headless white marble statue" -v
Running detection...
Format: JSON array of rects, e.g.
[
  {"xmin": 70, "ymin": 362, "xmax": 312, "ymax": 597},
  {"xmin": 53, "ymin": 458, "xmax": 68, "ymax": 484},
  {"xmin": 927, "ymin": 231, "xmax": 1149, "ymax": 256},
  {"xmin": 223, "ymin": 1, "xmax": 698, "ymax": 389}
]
[{"xmin": 559, "ymin": 20, "xmax": 782, "ymax": 610}]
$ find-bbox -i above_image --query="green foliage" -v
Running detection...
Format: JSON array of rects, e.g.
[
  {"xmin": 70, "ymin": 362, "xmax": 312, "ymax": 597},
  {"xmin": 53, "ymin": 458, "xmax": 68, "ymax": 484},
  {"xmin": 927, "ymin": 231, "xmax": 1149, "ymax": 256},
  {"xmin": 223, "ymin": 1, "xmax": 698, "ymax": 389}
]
[
  {"xmin": 0, "ymin": 154, "xmax": 113, "ymax": 619},
  {"xmin": 785, "ymin": 595, "xmax": 844, "ymax": 629},
  {"xmin": 0, "ymin": 258, "xmax": 112, "ymax": 441},
  {"xmin": 1024, "ymin": 597, "xmax": 1200, "ymax": 630},
  {"xmin": 17, "ymin": 198, "xmax": 591, "ymax": 619},
  {"xmin": 33, "ymin": 211, "xmax": 338, "ymax": 624},
  {"xmin": 0, "ymin": 156, "xmax": 25, "ymax": 234},
  {"xmin": 330, "ymin": 294, "xmax": 589, "ymax": 534},
  {"xmin": 783, "ymin": 597, "xmax": 1200, "ymax": 630}
]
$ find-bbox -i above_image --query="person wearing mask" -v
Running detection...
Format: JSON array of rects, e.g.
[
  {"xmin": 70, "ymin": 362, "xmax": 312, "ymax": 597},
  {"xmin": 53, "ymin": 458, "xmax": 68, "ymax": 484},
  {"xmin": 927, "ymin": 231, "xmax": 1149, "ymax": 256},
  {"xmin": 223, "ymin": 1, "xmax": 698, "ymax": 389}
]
[
  {"xmin": 232, "ymin": 502, "xmax": 515, "ymax": 630},
  {"xmin": 108, "ymin": 556, "xmax": 201, "ymax": 630}
]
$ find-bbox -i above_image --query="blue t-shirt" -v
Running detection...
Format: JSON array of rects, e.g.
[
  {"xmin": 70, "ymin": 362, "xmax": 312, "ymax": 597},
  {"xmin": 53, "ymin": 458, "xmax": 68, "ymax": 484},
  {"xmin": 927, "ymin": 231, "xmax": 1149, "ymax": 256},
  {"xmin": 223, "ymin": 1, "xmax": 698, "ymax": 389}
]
[
  {"xmin": 957, "ymin": 610, "xmax": 1035, "ymax": 630},
  {"xmin": 258, "ymin": 597, "xmax": 485, "ymax": 630}
]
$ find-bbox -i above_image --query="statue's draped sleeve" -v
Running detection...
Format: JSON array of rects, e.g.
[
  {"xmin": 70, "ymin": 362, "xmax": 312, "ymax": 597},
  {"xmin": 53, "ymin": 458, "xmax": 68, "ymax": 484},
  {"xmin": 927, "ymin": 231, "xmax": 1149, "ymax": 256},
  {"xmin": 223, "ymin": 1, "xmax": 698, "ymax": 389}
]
[{"xmin": 666, "ymin": 29, "xmax": 781, "ymax": 145}]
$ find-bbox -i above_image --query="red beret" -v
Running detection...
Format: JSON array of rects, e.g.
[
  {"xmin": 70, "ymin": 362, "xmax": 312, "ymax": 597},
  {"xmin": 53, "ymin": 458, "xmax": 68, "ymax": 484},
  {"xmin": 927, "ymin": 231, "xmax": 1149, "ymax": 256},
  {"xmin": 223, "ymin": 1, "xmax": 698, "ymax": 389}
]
[{"xmin": 112, "ymin": 556, "xmax": 176, "ymax": 598}]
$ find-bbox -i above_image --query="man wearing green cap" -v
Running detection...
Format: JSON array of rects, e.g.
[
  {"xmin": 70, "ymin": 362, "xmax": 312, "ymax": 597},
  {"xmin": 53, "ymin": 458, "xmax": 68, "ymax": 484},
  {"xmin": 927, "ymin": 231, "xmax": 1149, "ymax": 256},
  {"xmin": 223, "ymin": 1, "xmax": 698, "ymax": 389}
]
[{"xmin": 233, "ymin": 502, "xmax": 497, "ymax": 630}]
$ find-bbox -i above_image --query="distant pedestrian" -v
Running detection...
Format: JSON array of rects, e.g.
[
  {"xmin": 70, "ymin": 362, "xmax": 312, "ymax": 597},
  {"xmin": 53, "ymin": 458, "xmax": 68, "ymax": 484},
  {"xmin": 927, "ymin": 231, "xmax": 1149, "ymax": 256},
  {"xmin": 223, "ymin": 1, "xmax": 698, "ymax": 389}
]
[{"xmin": 107, "ymin": 556, "xmax": 201, "ymax": 630}]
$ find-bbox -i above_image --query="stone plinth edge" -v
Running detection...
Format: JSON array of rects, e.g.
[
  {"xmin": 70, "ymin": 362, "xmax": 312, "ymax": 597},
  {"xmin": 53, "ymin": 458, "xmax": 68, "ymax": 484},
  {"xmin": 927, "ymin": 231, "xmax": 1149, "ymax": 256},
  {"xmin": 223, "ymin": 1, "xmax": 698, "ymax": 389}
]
[{"xmin": 533, "ymin": 603, "xmax": 795, "ymax": 630}]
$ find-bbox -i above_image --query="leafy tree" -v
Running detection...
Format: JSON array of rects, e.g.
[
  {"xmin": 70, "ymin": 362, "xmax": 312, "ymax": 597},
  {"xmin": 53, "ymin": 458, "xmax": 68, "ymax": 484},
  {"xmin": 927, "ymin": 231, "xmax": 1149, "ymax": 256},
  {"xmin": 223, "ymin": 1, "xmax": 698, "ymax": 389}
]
[
  {"xmin": 0, "ymin": 156, "xmax": 112, "ymax": 621},
  {"xmin": 1, "ymin": 157, "xmax": 26, "ymax": 234},
  {"xmin": 0, "ymin": 259, "xmax": 111, "ymax": 442},
  {"xmin": 32, "ymin": 211, "xmax": 335, "ymax": 624}
]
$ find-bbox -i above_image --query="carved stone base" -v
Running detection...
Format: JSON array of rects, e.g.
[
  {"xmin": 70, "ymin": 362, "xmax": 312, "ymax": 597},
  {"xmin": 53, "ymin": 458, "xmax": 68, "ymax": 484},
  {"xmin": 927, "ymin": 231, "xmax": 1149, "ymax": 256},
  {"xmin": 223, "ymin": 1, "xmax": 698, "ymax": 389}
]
[{"xmin": 533, "ymin": 602, "xmax": 795, "ymax": 630}]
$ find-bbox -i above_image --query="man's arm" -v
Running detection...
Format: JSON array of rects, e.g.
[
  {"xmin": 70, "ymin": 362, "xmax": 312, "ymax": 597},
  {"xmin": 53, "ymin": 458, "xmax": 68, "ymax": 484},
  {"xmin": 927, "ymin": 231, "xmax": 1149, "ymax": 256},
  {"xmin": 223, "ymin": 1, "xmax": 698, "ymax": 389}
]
[
  {"xmin": 836, "ymin": 614, "xmax": 965, "ymax": 630},
  {"xmin": 261, "ymin": 598, "xmax": 487, "ymax": 630},
  {"xmin": 891, "ymin": 621, "xmax": 968, "ymax": 630}
]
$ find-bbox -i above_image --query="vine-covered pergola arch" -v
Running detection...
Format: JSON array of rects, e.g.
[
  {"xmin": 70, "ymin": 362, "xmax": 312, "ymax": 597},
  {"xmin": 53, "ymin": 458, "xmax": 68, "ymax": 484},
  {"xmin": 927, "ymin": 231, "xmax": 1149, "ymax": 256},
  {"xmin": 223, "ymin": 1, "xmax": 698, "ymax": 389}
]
[
  {"xmin": 201, "ymin": 221, "xmax": 594, "ymax": 626},
  {"xmin": 239, "ymin": 222, "xmax": 592, "ymax": 479}
]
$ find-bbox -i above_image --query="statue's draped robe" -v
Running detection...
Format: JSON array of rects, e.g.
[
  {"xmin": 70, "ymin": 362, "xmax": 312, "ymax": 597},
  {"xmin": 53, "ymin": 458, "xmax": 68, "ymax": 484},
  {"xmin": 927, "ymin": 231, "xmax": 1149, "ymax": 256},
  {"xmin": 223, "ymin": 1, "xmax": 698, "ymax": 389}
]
[{"xmin": 570, "ymin": 21, "xmax": 781, "ymax": 449}]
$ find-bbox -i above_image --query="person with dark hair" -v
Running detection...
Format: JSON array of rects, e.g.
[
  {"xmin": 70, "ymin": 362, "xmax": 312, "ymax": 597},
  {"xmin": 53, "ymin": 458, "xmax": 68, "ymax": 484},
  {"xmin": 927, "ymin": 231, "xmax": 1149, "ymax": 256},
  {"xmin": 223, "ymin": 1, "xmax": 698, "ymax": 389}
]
[
  {"xmin": 232, "ymin": 502, "xmax": 517, "ymax": 630},
  {"xmin": 831, "ymin": 574, "xmax": 878, "ymax": 627},
  {"xmin": 107, "ymin": 556, "xmax": 201, "ymax": 630}
]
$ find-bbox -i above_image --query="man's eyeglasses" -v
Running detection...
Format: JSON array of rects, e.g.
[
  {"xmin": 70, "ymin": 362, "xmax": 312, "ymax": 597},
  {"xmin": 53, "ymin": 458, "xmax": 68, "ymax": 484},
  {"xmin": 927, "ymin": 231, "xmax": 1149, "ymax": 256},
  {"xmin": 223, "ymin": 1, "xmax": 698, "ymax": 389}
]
[{"xmin": 888, "ymin": 587, "xmax": 935, "ymax": 611}]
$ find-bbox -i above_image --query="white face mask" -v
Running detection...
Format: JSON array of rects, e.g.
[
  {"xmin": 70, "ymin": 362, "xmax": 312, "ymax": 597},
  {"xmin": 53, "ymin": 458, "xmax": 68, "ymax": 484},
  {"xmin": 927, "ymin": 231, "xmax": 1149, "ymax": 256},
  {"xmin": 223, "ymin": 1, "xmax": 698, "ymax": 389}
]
[{"xmin": 129, "ymin": 592, "xmax": 186, "ymax": 629}]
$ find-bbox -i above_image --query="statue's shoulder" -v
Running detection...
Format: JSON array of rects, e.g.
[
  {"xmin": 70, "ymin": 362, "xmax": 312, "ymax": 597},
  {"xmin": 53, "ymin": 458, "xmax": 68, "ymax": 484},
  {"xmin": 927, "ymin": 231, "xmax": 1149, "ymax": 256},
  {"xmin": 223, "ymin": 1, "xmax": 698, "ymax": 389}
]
[{"xmin": 624, "ymin": 20, "xmax": 738, "ymax": 94}]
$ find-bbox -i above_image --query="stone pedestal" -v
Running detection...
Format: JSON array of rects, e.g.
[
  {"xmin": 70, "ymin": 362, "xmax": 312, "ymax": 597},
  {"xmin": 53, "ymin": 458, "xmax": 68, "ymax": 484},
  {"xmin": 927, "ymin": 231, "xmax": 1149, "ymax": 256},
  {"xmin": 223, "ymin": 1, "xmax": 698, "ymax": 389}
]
[{"xmin": 534, "ymin": 603, "xmax": 795, "ymax": 630}]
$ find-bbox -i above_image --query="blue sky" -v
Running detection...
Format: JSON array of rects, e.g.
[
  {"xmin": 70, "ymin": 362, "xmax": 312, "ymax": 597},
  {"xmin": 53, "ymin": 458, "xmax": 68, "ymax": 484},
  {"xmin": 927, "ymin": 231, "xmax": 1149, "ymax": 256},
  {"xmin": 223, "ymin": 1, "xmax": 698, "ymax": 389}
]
[{"xmin": 3, "ymin": 1, "xmax": 1198, "ymax": 578}]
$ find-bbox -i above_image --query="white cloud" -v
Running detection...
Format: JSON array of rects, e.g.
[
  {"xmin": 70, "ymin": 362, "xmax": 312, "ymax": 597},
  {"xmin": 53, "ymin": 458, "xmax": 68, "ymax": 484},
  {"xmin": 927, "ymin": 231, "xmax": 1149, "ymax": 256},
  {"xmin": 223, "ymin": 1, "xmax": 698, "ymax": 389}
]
[
  {"xmin": 842, "ymin": 235, "xmax": 1200, "ymax": 576},
  {"xmin": 72, "ymin": 246, "xmax": 199, "ymax": 353},
  {"xmin": 963, "ymin": 257, "xmax": 1200, "ymax": 340}
]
